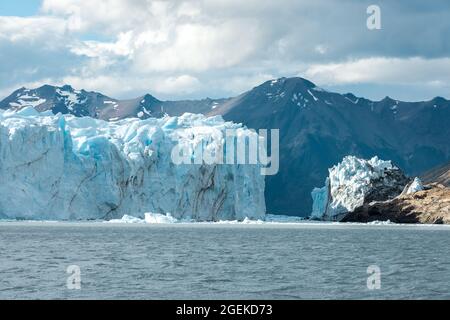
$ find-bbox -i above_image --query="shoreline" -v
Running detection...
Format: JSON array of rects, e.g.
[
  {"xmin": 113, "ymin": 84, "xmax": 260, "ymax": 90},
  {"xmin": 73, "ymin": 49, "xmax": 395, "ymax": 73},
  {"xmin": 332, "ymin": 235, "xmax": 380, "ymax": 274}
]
[{"xmin": 1, "ymin": 218, "xmax": 450, "ymax": 228}]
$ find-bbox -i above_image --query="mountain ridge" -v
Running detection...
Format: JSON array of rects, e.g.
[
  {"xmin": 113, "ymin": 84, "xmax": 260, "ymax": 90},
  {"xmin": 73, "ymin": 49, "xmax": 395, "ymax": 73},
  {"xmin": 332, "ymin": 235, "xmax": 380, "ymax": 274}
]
[
  {"xmin": 0, "ymin": 84, "xmax": 231, "ymax": 121},
  {"xmin": 421, "ymin": 161, "xmax": 450, "ymax": 187},
  {"xmin": 1, "ymin": 77, "xmax": 449, "ymax": 215},
  {"xmin": 2, "ymin": 78, "xmax": 449, "ymax": 117}
]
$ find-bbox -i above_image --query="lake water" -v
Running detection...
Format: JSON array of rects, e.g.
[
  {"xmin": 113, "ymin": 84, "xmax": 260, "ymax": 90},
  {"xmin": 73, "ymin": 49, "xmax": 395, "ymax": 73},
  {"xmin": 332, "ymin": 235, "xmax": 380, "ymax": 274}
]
[{"xmin": 1, "ymin": 221, "xmax": 450, "ymax": 299}]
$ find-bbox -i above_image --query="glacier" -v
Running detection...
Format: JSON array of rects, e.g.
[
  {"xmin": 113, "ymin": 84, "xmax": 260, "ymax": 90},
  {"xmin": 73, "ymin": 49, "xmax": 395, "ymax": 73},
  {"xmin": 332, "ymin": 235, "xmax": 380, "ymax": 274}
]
[
  {"xmin": 402, "ymin": 177, "xmax": 425, "ymax": 195},
  {"xmin": 0, "ymin": 107, "xmax": 265, "ymax": 221},
  {"xmin": 310, "ymin": 156, "xmax": 409, "ymax": 221}
]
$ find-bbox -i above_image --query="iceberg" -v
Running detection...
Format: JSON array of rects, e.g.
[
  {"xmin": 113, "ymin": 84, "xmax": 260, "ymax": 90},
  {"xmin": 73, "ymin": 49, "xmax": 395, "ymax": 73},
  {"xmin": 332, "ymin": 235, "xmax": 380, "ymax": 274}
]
[
  {"xmin": 0, "ymin": 107, "xmax": 265, "ymax": 221},
  {"xmin": 310, "ymin": 156, "xmax": 409, "ymax": 221}
]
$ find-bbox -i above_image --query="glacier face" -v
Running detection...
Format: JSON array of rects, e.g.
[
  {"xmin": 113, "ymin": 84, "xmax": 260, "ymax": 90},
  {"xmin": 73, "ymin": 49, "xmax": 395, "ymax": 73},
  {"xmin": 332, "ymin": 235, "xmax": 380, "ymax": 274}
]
[
  {"xmin": 0, "ymin": 108, "xmax": 265, "ymax": 221},
  {"xmin": 310, "ymin": 156, "xmax": 409, "ymax": 220},
  {"xmin": 310, "ymin": 178, "xmax": 329, "ymax": 220}
]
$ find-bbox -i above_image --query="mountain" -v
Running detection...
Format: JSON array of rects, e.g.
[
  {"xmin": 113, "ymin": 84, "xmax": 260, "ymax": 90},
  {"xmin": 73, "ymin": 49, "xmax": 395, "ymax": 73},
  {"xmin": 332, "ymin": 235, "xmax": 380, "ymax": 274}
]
[
  {"xmin": 421, "ymin": 161, "xmax": 450, "ymax": 187},
  {"xmin": 0, "ymin": 85, "xmax": 113, "ymax": 118},
  {"xmin": 1, "ymin": 77, "xmax": 449, "ymax": 215},
  {"xmin": 0, "ymin": 84, "xmax": 229, "ymax": 120},
  {"xmin": 208, "ymin": 77, "xmax": 450, "ymax": 215}
]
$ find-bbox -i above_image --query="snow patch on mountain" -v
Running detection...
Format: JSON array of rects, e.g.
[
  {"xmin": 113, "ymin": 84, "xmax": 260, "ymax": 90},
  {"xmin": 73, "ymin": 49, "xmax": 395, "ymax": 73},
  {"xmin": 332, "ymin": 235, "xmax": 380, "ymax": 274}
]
[
  {"xmin": 9, "ymin": 90, "xmax": 46, "ymax": 108},
  {"xmin": 56, "ymin": 88, "xmax": 87, "ymax": 110},
  {"xmin": 307, "ymin": 89, "xmax": 319, "ymax": 102}
]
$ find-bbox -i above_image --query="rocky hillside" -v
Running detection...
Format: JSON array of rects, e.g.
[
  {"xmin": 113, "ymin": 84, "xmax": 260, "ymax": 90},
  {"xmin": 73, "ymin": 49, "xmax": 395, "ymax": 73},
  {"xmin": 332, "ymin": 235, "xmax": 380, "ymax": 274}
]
[
  {"xmin": 209, "ymin": 77, "xmax": 450, "ymax": 215},
  {"xmin": 421, "ymin": 162, "xmax": 450, "ymax": 187},
  {"xmin": 342, "ymin": 183, "xmax": 450, "ymax": 224}
]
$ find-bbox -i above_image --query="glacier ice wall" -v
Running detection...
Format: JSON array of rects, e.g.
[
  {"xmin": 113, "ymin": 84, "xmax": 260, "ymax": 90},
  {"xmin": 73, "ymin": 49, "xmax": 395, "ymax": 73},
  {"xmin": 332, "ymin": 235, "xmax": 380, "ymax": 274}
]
[
  {"xmin": 310, "ymin": 178, "xmax": 329, "ymax": 219},
  {"xmin": 0, "ymin": 108, "xmax": 265, "ymax": 221},
  {"xmin": 310, "ymin": 156, "xmax": 409, "ymax": 220}
]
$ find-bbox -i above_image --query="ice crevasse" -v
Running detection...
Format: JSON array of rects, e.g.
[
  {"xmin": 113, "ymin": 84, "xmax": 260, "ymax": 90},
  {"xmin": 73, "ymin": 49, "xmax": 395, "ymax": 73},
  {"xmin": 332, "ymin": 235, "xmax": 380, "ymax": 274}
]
[{"xmin": 0, "ymin": 107, "xmax": 265, "ymax": 221}]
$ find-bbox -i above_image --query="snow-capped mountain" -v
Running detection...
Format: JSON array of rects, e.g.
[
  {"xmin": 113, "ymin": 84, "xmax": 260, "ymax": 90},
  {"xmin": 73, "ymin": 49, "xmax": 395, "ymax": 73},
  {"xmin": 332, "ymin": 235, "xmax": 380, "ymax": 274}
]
[
  {"xmin": 1, "ymin": 77, "xmax": 449, "ymax": 216},
  {"xmin": 0, "ymin": 84, "xmax": 229, "ymax": 121},
  {"xmin": 0, "ymin": 85, "xmax": 113, "ymax": 117},
  {"xmin": 208, "ymin": 77, "xmax": 450, "ymax": 215}
]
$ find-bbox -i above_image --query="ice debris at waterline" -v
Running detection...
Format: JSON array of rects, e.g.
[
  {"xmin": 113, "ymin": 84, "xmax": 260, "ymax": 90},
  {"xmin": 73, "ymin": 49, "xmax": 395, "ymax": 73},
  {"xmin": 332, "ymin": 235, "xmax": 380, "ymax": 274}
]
[
  {"xmin": 310, "ymin": 156, "xmax": 409, "ymax": 221},
  {"xmin": 107, "ymin": 213, "xmax": 178, "ymax": 224},
  {"xmin": 105, "ymin": 213, "xmax": 307, "ymax": 224},
  {"xmin": 0, "ymin": 107, "xmax": 265, "ymax": 221}
]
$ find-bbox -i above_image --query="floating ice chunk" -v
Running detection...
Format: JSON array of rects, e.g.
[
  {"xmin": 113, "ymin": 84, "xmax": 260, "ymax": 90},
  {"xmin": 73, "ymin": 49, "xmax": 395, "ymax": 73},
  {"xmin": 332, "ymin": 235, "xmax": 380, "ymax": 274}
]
[
  {"xmin": 107, "ymin": 215, "xmax": 146, "ymax": 223},
  {"xmin": 144, "ymin": 212, "xmax": 178, "ymax": 223},
  {"xmin": 105, "ymin": 213, "xmax": 178, "ymax": 224},
  {"xmin": 367, "ymin": 220, "xmax": 393, "ymax": 225}
]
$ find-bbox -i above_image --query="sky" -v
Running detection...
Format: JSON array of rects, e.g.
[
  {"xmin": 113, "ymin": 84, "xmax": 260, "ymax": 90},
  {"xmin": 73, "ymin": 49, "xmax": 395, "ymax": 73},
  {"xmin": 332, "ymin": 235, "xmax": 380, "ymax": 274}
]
[{"xmin": 1, "ymin": 0, "xmax": 450, "ymax": 101}]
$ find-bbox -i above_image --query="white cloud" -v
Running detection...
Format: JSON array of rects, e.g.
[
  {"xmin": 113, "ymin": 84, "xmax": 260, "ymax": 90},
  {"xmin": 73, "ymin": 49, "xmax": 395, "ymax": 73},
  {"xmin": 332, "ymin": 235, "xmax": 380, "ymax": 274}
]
[
  {"xmin": 40, "ymin": 0, "xmax": 150, "ymax": 33},
  {"xmin": 216, "ymin": 73, "xmax": 275, "ymax": 94},
  {"xmin": 60, "ymin": 74, "xmax": 201, "ymax": 98},
  {"xmin": 69, "ymin": 32, "xmax": 134, "ymax": 58},
  {"xmin": 1, "ymin": 0, "xmax": 450, "ymax": 100},
  {"xmin": 0, "ymin": 16, "xmax": 67, "ymax": 43},
  {"xmin": 153, "ymin": 75, "xmax": 201, "ymax": 94},
  {"xmin": 314, "ymin": 45, "xmax": 328, "ymax": 55},
  {"xmin": 132, "ymin": 20, "xmax": 263, "ymax": 72},
  {"xmin": 304, "ymin": 57, "xmax": 450, "ymax": 86}
]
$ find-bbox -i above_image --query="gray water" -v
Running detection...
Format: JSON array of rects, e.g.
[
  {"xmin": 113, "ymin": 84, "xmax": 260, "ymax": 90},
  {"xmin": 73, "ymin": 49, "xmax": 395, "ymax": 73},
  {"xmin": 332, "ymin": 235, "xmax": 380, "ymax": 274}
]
[{"xmin": 1, "ymin": 222, "xmax": 450, "ymax": 299}]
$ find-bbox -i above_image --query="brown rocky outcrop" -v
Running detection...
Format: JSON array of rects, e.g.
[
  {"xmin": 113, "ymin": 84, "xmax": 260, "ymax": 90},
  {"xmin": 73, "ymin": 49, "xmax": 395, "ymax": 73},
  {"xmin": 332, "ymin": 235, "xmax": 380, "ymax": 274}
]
[
  {"xmin": 421, "ymin": 162, "xmax": 450, "ymax": 187},
  {"xmin": 342, "ymin": 183, "xmax": 450, "ymax": 224}
]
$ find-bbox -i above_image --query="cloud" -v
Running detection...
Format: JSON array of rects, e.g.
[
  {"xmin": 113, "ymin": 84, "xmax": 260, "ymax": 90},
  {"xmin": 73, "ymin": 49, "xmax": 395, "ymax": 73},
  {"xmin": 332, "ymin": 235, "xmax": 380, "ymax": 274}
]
[
  {"xmin": 153, "ymin": 75, "xmax": 201, "ymax": 94},
  {"xmin": 59, "ymin": 73, "xmax": 201, "ymax": 98},
  {"xmin": 0, "ymin": 15, "xmax": 67, "ymax": 43},
  {"xmin": 132, "ymin": 20, "xmax": 264, "ymax": 73},
  {"xmin": 40, "ymin": 0, "xmax": 150, "ymax": 33},
  {"xmin": 303, "ymin": 57, "xmax": 450, "ymax": 86},
  {"xmin": 0, "ymin": 15, "xmax": 85, "ymax": 89},
  {"xmin": 1, "ymin": 0, "xmax": 450, "ymax": 100}
]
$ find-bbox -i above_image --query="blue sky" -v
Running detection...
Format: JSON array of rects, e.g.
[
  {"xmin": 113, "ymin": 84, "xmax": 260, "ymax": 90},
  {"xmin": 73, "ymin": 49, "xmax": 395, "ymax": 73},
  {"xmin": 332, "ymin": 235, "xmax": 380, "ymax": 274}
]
[
  {"xmin": 1, "ymin": 0, "xmax": 450, "ymax": 101},
  {"xmin": 0, "ymin": 1, "xmax": 41, "ymax": 16}
]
